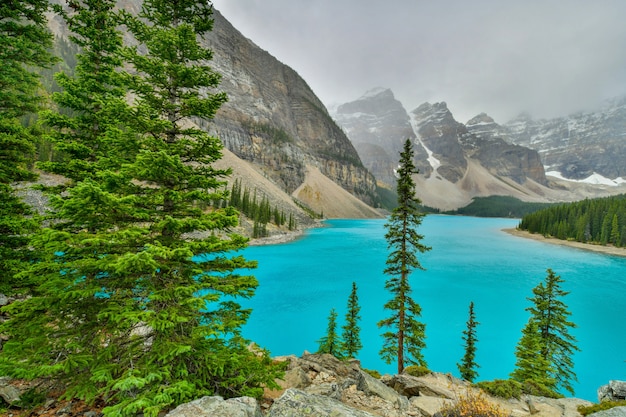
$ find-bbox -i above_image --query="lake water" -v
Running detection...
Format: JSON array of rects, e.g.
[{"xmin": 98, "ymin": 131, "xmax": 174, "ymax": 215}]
[{"xmin": 238, "ymin": 215, "xmax": 626, "ymax": 401}]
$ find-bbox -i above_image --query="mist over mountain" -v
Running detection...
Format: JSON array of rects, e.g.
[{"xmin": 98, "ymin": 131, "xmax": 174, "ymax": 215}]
[
  {"xmin": 504, "ymin": 97, "xmax": 626, "ymax": 183},
  {"xmin": 332, "ymin": 88, "xmax": 626, "ymax": 210}
]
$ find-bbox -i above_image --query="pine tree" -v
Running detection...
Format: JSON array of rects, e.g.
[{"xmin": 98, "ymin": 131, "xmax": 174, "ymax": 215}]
[
  {"xmin": 378, "ymin": 138, "xmax": 431, "ymax": 373},
  {"xmin": 0, "ymin": 0, "xmax": 56, "ymax": 295},
  {"xmin": 510, "ymin": 319, "xmax": 556, "ymax": 390},
  {"xmin": 317, "ymin": 308, "xmax": 343, "ymax": 358},
  {"xmin": 525, "ymin": 269, "xmax": 579, "ymax": 395},
  {"xmin": 457, "ymin": 301, "xmax": 480, "ymax": 382},
  {"xmin": 341, "ymin": 282, "xmax": 362, "ymax": 358},
  {"xmin": 0, "ymin": 2, "xmax": 281, "ymax": 416}
]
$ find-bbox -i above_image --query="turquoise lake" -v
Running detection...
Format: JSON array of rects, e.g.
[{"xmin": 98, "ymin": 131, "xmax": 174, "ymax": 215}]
[{"xmin": 237, "ymin": 215, "xmax": 626, "ymax": 401}]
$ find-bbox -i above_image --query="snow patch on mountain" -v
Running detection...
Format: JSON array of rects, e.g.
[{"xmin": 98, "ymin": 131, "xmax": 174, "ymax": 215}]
[
  {"xmin": 409, "ymin": 115, "xmax": 440, "ymax": 172},
  {"xmin": 546, "ymin": 171, "xmax": 626, "ymax": 186}
]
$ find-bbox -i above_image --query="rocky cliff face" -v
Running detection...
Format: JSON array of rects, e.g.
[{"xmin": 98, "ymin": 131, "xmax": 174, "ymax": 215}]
[
  {"xmin": 204, "ymin": 11, "xmax": 379, "ymax": 208},
  {"xmin": 504, "ymin": 97, "xmax": 626, "ymax": 181},
  {"xmin": 465, "ymin": 113, "xmax": 547, "ymax": 185}
]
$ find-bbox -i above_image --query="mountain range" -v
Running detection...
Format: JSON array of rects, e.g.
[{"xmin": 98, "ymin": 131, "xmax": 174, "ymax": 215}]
[
  {"xmin": 333, "ymin": 88, "xmax": 626, "ymax": 210},
  {"xmin": 46, "ymin": 4, "xmax": 626, "ymax": 218}
]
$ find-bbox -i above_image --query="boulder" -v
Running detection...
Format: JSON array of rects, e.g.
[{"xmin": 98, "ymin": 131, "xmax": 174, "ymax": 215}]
[
  {"xmin": 278, "ymin": 366, "xmax": 311, "ymax": 390},
  {"xmin": 387, "ymin": 374, "xmax": 455, "ymax": 399},
  {"xmin": 410, "ymin": 395, "xmax": 454, "ymax": 417},
  {"xmin": 299, "ymin": 353, "xmax": 358, "ymax": 378},
  {"xmin": 588, "ymin": 406, "xmax": 626, "ymax": 417},
  {"xmin": 305, "ymin": 382, "xmax": 342, "ymax": 400},
  {"xmin": 599, "ymin": 381, "xmax": 626, "ymax": 402},
  {"xmin": 0, "ymin": 377, "xmax": 20, "ymax": 406},
  {"xmin": 357, "ymin": 370, "xmax": 409, "ymax": 410},
  {"xmin": 164, "ymin": 396, "xmax": 261, "ymax": 417},
  {"xmin": 268, "ymin": 388, "xmax": 378, "ymax": 417},
  {"xmin": 0, "ymin": 294, "xmax": 8, "ymax": 306}
]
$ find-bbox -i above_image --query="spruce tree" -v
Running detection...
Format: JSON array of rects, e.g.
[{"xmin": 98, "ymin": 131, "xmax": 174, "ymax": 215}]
[
  {"xmin": 525, "ymin": 268, "xmax": 579, "ymax": 395},
  {"xmin": 0, "ymin": 1, "xmax": 280, "ymax": 415},
  {"xmin": 457, "ymin": 301, "xmax": 480, "ymax": 382},
  {"xmin": 510, "ymin": 319, "xmax": 556, "ymax": 390},
  {"xmin": 317, "ymin": 308, "xmax": 343, "ymax": 358},
  {"xmin": 0, "ymin": 0, "xmax": 56, "ymax": 295},
  {"xmin": 341, "ymin": 281, "xmax": 362, "ymax": 358},
  {"xmin": 38, "ymin": 0, "xmax": 133, "ymax": 181},
  {"xmin": 378, "ymin": 138, "xmax": 431, "ymax": 373}
]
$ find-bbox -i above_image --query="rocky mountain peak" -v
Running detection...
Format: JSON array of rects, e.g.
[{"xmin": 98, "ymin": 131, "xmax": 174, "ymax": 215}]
[
  {"xmin": 410, "ymin": 101, "xmax": 468, "ymax": 183},
  {"xmin": 332, "ymin": 88, "xmax": 427, "ymax": 188},
  {"xmin": 466, "ymin": 113, "xmax": 511, "ymax": 143},
  {"xmin": 466, "ymin": 112, "xmax": 495, "ymax": 126},
  {"xmin": 412, "ymin": 102, "xmax": 456, "ymax": 126}
]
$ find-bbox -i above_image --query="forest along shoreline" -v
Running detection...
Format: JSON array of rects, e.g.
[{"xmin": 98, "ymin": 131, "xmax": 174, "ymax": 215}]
[{"xmin": 504, "ymin": 228, "xmax": 626, "ymax": 258}]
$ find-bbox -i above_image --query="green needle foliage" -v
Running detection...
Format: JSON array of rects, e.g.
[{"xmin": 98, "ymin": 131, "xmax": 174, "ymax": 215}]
[
  {"xmin": 511, "ymin": 269, "xmax": 578, "ymax": 395},
  {"xmin": 38, "ymin": 0, "xmax": 134, "ymax": 181},
  {"xmin": 510, "ymin": 319, "xmax": 556, "ymax": 391},
  {"xmin": 0, "ymin": 1, "xmax": 281, "ymax": 416},
  {"xmin": 317, "ymin": 308, "xmax": 343, "ymax": 358},
  {"xmin": 0, "ymin": 0, "xmax": 56, "ymax": 295},
  {"xmin": 457, "ymin": 301, "xmax": 480, "ymax": 382},
  {"xmin": 378, "ymin": 138, "xmax": 431, "ymax": 373},
  {"xmin": 341, "ymin": 281, "xmax": 362, "ymax": 358}
]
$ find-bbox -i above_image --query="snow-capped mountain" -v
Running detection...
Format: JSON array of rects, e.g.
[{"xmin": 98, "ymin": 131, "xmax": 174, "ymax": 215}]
[
  {"xmin": 504, "ymin": 97, "xmax": 626, "ymax": 183},
  {"xmin": 333, "ymin": 88, "xmax": 626, "ymax": 209}
]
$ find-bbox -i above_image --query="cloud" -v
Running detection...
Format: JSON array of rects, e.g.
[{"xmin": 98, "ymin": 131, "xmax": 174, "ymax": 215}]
[{"xmin": 212, "ymin": 0, "xmax": 626, "ymax": 123}]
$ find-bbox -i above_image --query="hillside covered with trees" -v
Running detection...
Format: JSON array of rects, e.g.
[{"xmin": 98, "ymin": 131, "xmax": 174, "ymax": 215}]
[{"xmin": 518, "ymin": 194, "xmax": 626, "ymax": 247}]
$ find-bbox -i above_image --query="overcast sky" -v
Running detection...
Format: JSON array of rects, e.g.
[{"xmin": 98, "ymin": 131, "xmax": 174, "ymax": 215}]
[{"xmin": 211, "ymin": 0, "xmax": 626, "ymax": 123}]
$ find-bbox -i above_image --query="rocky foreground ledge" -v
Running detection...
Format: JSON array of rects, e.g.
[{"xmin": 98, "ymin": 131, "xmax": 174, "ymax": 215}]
[{"xmin": 164, "ymin": 353, "xmax": 609, "ymax": 417}]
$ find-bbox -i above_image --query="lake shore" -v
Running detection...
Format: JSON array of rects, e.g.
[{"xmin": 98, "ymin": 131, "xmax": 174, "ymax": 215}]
[
  {"xmin": 248, "ymin": 229, "xmax": 304, "ymax": 246},
  {"xmin": 503, "ymin": 228, "xmax": 626, "ymax": 258}
]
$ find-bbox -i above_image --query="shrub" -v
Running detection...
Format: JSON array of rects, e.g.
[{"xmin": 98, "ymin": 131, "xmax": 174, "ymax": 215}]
[
  {"xmin": 440, "ymin": 390, "xmax": 509, "ymax": 417},
  {"xmin": 17, "ymin": 387, "xmax": 47, "ymax": 409},
  {"xmin": 578, "ymin": 401, "xmax": 626, "ymax": 416},
  {"xmin": 362, "ymin": 368, "xmax": 381, "ymax": 379},
  {"xmin": 403, "ymin": 365, "xmax": 431, "ymax": 378},
  {"xmin": 522, "ymin": 380, "xmax": 562, "ymax": 398},
  {"xmin": 475, "ymin": 379, "xmax": 522, "ymax": 399}
]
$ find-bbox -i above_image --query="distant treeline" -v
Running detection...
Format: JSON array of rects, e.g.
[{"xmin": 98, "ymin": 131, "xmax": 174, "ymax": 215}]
[
  {"xmin": 443, "ymin": 196, "xmax": 553, "ymax": 218},
  {"xmin": 227, "ymin": 178, "xmax": 297, "ymax": 238},
  {"xmin": 518, "ymin": 194, "xmax": 626, "ymax": 247}
]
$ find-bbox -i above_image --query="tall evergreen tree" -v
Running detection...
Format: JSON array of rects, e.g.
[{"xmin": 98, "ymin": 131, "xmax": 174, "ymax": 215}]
[
  {"xmin": 317, "ymin": 308, "xmax": 343, "ymax": 358},
  {"xmin": 0, "ymin": 1, "xmax": 280, "ymax": 416},
  {"xmin": 525, "ymin": 269, "xmax": 579, "ymax": 395},
  {"xmin": 341, "ymin": 281, "xmax": 362, "ymax": 358},
  {"xmin": 378, "ymin": 138, "xmax": 431, "ymax": 373},
  {"xmin": 457, "ymin": 301, "xmax": 480, "ymax": 382},
  {"xmin": 0, "ymin": 0, "xmax": 56, "ymax": 294}
]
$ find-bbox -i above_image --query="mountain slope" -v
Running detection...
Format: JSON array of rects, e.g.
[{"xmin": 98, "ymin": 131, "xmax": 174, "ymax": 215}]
[{"xmin": 203, "ymin": 10, "xmax": 380, "ymax": 213}]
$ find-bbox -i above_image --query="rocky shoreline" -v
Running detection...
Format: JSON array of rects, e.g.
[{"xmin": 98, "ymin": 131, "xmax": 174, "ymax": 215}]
[{"xmin": 503, "ymin": 228, "xmax": 626, "ymax": 258}]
